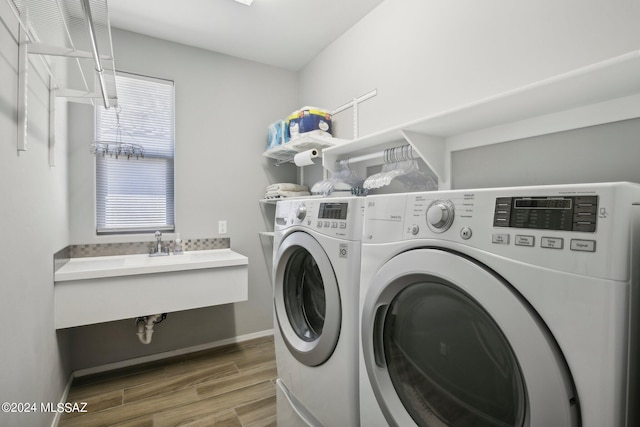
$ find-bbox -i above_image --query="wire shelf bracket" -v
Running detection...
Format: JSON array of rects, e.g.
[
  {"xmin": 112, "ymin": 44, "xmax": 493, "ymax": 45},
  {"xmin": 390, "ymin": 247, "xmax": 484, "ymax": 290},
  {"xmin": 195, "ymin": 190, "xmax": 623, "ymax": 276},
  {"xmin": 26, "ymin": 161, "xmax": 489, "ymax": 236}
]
[{"xmin": 5, "ymin": 0, "xmax": 118, "ymax": 155}]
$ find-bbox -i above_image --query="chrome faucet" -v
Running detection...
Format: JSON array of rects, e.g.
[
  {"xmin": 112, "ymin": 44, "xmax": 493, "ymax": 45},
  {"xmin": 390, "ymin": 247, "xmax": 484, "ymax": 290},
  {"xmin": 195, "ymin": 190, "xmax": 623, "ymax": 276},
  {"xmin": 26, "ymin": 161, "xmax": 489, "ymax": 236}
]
[
  {"xmin": 155, "ymin": 231, "xmax": 162, "ymax": 253},
  {"xmin": 150, "ymin": 231, "xmax": 169, "ymax": 256}
]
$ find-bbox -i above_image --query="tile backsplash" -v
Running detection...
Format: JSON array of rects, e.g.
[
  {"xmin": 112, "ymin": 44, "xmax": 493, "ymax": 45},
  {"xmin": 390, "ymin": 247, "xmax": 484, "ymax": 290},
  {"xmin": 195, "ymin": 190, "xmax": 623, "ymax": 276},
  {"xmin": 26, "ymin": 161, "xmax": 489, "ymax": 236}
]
[
  {"xmin": 53, "ymin": 246, "xmax": 71, "ymax": 273},
  {"xmin": 70, "ymin": 238, "xmax": 230, "ymax": 258},
  {"xmin": 54, "ymin": 238, "xmax": 231, "ymax": 272}
]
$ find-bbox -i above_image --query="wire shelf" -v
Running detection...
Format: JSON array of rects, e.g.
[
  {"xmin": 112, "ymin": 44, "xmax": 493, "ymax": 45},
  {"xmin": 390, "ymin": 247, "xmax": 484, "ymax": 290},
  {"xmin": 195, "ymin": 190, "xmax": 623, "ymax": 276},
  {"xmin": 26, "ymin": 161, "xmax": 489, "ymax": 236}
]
[
  {"xmin": 7, "ymin": 0, "xmax": 118, "ymax": 107},
  {"xmin": 263, "ymin": 132, "xmax": 348, "ymax": 162}
]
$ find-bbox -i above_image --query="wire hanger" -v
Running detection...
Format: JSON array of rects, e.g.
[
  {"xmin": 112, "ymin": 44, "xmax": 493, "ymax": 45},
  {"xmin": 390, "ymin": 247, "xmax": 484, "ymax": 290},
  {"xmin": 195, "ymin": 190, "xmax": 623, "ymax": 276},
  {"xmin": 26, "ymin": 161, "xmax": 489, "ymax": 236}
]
[{"xmin": 363, "ymin": 145, "xmax": 436, "ymax": 191}]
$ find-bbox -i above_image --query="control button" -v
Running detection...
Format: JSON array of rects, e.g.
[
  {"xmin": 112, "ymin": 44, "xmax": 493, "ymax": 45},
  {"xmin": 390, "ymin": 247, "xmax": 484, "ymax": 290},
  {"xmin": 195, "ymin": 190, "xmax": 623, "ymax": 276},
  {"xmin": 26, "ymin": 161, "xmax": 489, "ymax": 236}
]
[
  {"xmin": 426, "ymin": 200, "xmax": 455, "ymax": 233},
  {"xmin": 339, "ymin": 244, "xmax": 348, "ymax": 258},
  {"xmin": 573, "ymin": 222, "xmax": 597, "ymax": 233},
  {"xmin": 492, "ymin": 233, "xmax": 510, "ymax": 245},
  {"xmin": 460, "ymin": 227, "xmax": 472, "ymax": 240},
  {"xmin": 572, "ymin": 196, "xmax": 598, "ymax": 232},
  {"xmin": 574, "ymin": 208, "xmax": 597, "ymax": 216},
  {"xmin": 493, "ymin": 217, "xmax": 509, "ymax": 224},
  {"xmin": 410, "ymin": 224, "xmax": 420, "ymax": 235},
  {"xmin": 493, "ymin": 197, "xmax": 512, "ymax": 227},
  {"xmin": 339, "ymin": 222, "xmax": 347, "ymax": 229},
  {"xmin": 575, "ymin": 196, "xmax": 598, "ymax": 207},
  {"xmin": 541, "ymin": 237, "xmax": 564, "ymax": 249},
  {"xmin": 317, "ymin": 221, "xmax": 323, "ymax": 228},
  {"xmin": 495, "ymin": 197, "xmax": 513, "ymax": 208},
  {"xmin": 331, "ymin": 222, "xmax": 338, "ymax": 229},
  {"xmin": 570, "ymin": 239, "xmax": 596, "ymax": 252},
  {"xmin": 296, "ymin": 204, "xmax": 307, "ymax": 222},
  {"xmin": 515, "ymin": 235, "xmax": 535, "ymax": 247}
]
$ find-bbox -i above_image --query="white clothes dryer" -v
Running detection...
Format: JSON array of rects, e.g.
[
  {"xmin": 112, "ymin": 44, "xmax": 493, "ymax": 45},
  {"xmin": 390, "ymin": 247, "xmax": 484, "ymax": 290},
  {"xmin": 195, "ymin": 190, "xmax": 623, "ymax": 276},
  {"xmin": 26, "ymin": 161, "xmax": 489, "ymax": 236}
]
[
  {"xmin": 359, "ymin": 183, "xmax": 640, "ymax": 427},
  {"xmin": 273, "ymin": 196, "xmax": 365, "ymax": 426}
]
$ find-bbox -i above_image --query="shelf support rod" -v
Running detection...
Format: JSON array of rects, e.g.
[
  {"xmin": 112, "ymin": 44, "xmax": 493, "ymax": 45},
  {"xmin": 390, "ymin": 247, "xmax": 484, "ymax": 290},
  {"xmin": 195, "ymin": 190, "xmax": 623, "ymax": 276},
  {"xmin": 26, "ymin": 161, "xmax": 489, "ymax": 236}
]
[
  {"xmin": 80, "ymin": 0, "xmax": 110, "ymax": 109},
  {"xmin": 49, "ymin": 76, "xmax": 56, "ymax": 166},
  {"xmin": 331, "ymin": 89, "xmax": 377, "ymax": 139},
  {"xmin": 17, "ymin": 25, "xmax": 28, "ymax": 152}
]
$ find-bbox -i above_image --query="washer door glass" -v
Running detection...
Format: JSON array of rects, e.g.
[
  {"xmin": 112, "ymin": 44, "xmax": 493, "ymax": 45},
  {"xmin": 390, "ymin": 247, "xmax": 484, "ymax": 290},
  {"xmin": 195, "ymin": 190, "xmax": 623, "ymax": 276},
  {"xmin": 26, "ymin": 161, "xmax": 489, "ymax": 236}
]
[
  {"xmin": 274, "ymin": 231, "xmax": 341, "ymax": 367},
  {"xmin": 284, "ymin": 247, "xmax": 326, "ymax": 341},
  {"xmin": 362, "ymin": 249, "xmax": 579, "ymax": 427},
  {"xmin": 384, "ymin": 281, "xmax": 525, "ymax": 426}
]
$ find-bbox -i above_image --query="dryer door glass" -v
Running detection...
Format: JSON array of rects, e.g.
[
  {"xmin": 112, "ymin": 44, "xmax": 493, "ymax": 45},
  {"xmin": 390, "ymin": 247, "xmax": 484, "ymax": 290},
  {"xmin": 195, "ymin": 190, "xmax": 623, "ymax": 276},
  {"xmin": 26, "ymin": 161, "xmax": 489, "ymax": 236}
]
[
  {"xmin": 283, "ymin": 247, "xmax": 326, "ymax": 341},
  {"xmin": 384, "ymin": 281, "xmax": 526, "ymax": 427}
]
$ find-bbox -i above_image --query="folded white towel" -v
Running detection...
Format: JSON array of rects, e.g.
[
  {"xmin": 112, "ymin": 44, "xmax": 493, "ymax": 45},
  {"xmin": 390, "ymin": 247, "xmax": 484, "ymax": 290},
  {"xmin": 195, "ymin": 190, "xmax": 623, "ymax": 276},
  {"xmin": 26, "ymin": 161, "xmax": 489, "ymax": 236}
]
[
  {"xmin": 266, "ymin": 183, "xmax": 309, "ymax": 193},
  {"xmin": 264, "ymin": 190, "xmax": 311, "ymax": 199}
]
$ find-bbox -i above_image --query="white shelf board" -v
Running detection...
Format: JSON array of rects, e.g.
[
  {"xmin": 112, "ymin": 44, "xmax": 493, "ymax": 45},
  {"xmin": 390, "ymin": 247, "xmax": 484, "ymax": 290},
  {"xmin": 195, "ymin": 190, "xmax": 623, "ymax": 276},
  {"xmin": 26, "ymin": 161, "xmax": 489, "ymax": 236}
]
[
  {"xmin": 259, "ymin": 195, "xmax": 324, "ymax": 205},
  {"xmin": 264, "ymin": 132, "xmax": 350, "ymax": 161}
]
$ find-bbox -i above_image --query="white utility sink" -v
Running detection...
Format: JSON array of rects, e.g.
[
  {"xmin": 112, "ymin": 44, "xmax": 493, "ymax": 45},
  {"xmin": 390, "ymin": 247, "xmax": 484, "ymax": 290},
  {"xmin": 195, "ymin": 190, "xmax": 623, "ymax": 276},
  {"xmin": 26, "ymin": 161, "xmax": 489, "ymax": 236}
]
[{"xmin": 54, "ymin": 249, "xmax": 248, "ymax": 329}]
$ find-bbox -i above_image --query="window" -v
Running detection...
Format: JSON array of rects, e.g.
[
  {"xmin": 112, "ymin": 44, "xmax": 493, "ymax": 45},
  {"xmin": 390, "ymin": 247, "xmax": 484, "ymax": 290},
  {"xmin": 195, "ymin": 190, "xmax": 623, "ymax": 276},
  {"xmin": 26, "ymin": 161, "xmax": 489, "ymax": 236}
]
[{"xmin": 95, "ymin": 72, "xmax": 175, "ymax": 234}]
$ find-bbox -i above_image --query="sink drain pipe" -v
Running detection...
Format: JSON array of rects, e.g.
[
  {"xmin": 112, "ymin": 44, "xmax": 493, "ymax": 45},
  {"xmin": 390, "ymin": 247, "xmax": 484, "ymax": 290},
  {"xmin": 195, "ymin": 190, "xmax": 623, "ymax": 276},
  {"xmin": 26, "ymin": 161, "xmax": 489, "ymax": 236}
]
[{"xmin": 135, "ymin": 313, "xmax": 167, "ymax": 344}]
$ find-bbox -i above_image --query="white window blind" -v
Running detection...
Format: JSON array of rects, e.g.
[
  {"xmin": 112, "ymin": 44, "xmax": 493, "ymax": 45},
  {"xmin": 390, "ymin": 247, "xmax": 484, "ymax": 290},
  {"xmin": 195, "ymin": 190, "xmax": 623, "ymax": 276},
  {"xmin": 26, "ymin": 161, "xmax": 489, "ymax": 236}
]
[{"xmin": 95, "ymin": 72, "xmax": 175, "ymax": 234}]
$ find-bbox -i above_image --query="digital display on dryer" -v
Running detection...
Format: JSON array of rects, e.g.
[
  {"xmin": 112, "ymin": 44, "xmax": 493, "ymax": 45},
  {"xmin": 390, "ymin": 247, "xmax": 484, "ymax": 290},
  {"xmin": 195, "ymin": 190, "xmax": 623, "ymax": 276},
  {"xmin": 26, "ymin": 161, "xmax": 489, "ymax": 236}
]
[
  {"xmin": 494, "ymin": 196, "xmax": 598, "ymax": 232},
  {"xmin": 319, "ymin": 203, "xmax": 348, "ymax": 220},
  {"xmin": 514, "ymin": 199, "xmax": 572, "ymax": 209}
]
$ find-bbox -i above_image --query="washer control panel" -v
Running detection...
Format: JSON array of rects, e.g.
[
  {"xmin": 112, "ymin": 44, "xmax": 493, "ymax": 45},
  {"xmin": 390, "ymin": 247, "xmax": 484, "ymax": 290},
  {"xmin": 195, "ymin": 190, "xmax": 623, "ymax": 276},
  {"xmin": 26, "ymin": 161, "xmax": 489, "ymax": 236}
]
[{"xmin": 275, "ymin": 197, "xmax": 365, "ymax": 241}]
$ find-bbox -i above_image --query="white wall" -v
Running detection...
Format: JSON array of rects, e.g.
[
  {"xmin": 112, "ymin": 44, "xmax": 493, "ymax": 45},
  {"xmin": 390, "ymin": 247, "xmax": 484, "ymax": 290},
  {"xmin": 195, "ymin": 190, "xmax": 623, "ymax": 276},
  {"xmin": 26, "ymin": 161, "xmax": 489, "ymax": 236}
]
[
  {"xmin": 300, "ymin": 0, "xmax": 640, "ymax": 188},
  {"xmin": 0, "ymin": 2, "xmax": 71, "ymax": 426},
  {"xmin": 65, "ymin": 29, "xmax": 298, "ymax": 369}
]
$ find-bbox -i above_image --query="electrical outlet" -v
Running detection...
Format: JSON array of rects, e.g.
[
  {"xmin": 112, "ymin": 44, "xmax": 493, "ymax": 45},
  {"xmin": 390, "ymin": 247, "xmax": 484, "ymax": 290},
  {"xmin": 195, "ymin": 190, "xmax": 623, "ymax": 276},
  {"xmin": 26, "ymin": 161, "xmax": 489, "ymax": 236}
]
[{"xmin": 218, "ymin": 220, "xmax": 227, "ymax": 234}]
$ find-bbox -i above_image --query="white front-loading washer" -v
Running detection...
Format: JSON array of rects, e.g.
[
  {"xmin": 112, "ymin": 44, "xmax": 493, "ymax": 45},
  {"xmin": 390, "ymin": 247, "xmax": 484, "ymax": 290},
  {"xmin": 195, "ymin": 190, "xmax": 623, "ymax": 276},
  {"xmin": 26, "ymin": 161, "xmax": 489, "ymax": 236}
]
[
  {"xmin": 359, "ymin": 183, "xmax": 640, "ymax": 427},
  {"xmin": 273, "ymin": 196, "xmax": 365, "ymax": 426}
]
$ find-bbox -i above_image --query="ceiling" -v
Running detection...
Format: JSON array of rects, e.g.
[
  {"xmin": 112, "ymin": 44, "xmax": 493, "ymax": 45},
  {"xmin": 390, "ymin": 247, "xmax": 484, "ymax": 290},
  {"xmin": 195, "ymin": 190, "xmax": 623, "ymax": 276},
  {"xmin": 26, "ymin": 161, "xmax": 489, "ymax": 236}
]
[{"xmin": 107, "ymin": 0, "xmax": 385, "ymax": 71}]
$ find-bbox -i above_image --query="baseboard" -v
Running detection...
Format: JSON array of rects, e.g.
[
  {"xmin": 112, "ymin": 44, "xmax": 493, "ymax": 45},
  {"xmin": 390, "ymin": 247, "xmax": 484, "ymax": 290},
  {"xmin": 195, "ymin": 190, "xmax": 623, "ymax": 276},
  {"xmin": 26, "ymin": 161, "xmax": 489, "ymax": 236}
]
[
  {"xmin": 50, "ymin": 372, "xmax": 74, "ymax": 427},
  {"xmin": 73, "ymin": 329, "xmax": 274, "ymax": 378}
]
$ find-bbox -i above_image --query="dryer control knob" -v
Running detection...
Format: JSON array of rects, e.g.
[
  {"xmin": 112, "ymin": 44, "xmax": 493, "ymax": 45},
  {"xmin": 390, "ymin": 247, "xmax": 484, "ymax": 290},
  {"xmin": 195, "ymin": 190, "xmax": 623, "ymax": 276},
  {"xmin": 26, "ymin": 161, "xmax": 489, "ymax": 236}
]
[
  {"xmin": 296, "ymin": 204, "xmax": 307, "ymax": 222},
  {"xmin": 426, "ymin": 200, "xmax": 455, "ymax": 232}
]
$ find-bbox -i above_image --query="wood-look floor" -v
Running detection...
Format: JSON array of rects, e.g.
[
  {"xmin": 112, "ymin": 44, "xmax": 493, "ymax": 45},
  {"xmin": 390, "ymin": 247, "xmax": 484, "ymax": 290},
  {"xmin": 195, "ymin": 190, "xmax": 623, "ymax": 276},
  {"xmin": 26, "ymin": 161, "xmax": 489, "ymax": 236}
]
[{"xmin": 59, "ymin": 335, "xmax": 277, "ymax": 427}]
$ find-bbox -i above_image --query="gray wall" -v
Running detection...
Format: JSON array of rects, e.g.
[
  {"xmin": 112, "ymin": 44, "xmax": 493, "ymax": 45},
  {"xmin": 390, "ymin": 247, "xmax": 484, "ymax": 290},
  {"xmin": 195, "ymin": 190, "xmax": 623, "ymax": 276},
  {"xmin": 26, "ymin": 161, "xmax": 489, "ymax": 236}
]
[
  {"xmin": 453, "ymin": 118, "xmax": 640, "ymax": 189},
  {"xmin": 0, "ymin": 2, "xmax": 71, "ymax": 426},
  {"xmin": 64, "ymin": 29, "xmax": 298, "ymax": 369},
  {"xmin": 299, "ymin": 0, "xmax": 640, "ymax": 189},
  {"xmin": 3, "ymin": 1, "xmax": 640, "ymax": 423}
]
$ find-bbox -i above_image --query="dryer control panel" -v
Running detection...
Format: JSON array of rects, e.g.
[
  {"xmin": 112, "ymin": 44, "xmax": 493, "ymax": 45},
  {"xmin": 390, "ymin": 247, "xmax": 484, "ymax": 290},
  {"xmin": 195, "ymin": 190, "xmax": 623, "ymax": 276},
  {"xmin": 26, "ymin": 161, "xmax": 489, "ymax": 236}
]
[
  {"xmin": 363, "ymin": 182, "xmax": 640, "ymax": 280},
  {"xmin": 493, "ymin": 196, "xmax": 598, "ymax": 232}
]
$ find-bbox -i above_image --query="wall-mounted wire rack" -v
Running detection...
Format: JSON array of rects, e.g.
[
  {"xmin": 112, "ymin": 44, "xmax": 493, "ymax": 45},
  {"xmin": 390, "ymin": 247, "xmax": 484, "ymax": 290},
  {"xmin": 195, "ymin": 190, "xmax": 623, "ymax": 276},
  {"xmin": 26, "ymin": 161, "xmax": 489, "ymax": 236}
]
[
  {"xmin": 263, "ymin": 132, "xmax": 346, "ymax": 162},
  {"xmin": 4, "ymin": 0, "xmax": 118, "ymax": 158},
  {"xmin": 263, "ymin": 89, "xmax": 377, "ymax": 165}
]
